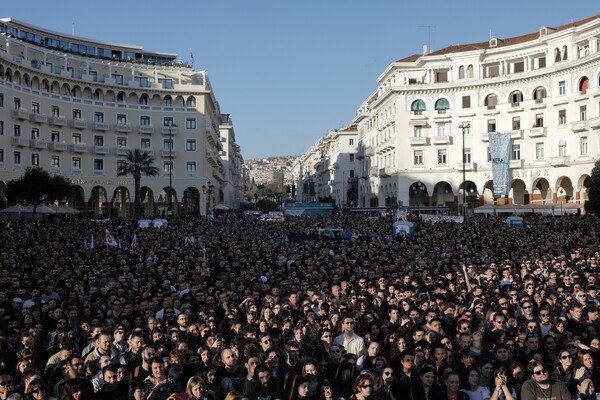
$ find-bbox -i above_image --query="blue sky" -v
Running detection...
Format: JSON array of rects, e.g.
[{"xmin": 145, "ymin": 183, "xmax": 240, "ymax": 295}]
[{"xmin": 2, "ymin": 1, "xmax": 599, "ymax": 159}]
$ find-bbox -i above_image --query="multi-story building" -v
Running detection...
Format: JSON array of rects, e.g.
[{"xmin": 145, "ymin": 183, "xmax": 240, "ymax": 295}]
[
  {"xmin": 353, "ymin": 14, "xmax": 600, "ymax": 213},
  {"xmin": 219, "ymin": 113, "xmax": 244, "ymax": 210},
  {"xmin": 0, "ymin": 17, "xmax": 242, "ymax": 217}
]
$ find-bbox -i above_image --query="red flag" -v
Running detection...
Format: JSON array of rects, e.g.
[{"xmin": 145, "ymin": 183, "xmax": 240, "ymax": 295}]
[
  {"xmin": 105, "ymin": 229, "xmax": 118, "ymax": 247},
  {"xmin": 131, "ymin": 234, "xmax": 138, "ymax": 250}
]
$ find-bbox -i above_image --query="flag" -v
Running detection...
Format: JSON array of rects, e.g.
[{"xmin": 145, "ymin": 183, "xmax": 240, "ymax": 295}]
[
  {"xmin": 190, "ymin": 49, "xmax": 194, "ymax": 67},
  {"xmin": 90, "ymin": 234, "xmax": 95, "ymax": 249},
  {"xmin": 131, "ymin": 234, "xmax": 138, "ymax": 250},
  {"xmin": 105, "ymin": 229, "xmax": 118, "ymax": 247}
]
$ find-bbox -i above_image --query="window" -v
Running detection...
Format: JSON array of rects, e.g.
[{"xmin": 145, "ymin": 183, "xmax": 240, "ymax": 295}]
[
  {"xmin": 14, "ymin": 151, "xmax": 21, "ymax": 165},
  {"xmin": 413, "ymin": 126, "xmax": 424, "ymax": 137},
  {"xmin": 435, "ymin": 98, "xmax": 449, "ymax": 113},
  {"xmin": 463, "ymin": 148, "xmax": 471, "ymax": 164},
  {"xmin": 14, "ymin": 98, "xmax": 21, "ymax": 110},
  {"xmin": 164, "ymin": 96, "xmax": 173, "ymax": 107},
  {"xmin": 458, "ymin": 66, "xmax": 465, "ymax": 79},
  {"xmin": 163, "ymin": 139, "xmax": 173, "ymax": 151},
  {"xmin": 512, "ymin": 117, "xmax": 521, "ymax": 130},
  {"xmin": 0, "ymin": 93, "xmax": 3, "ymax": 107},
  {"xmin": 72, "ymin": 157, "xmax": 81, "ymax": 169},
  {"xmin": 414, "ymin": 150, "xmax": 423, "ymax": 166},
  {"xmin": 31, "ymin": 128, "xmax": 39, "ymax": 139},
  {"xmin": 510, "ymin": 91, "xmax": 523, "ymax": 106},
  {"xmin": 580, "ymin": 106, "xmax": 587, "ymax": 121},
  {"xmin": 0, "ymin": 149, "xmax": 3, "ymax": 162},
  {"xmin": 437, "ymin": 149, "xmax": 447, "ymax": 165},
  {"xmin": 186, "ymin": 139, "xmax": 196, "ymax": 151},
  {"xmin": 163, "ymin": 161, "xmax": 172, "ymax": 173},
  {"xmin": 94, "ymin": 136, "xmax": 104, "ymax": 146},
  {"xmin": 558, "ymin": 110, "xmax": 567, "ymax": 125},
  {"xmin": 133, "ymin": 76, "xmax": 149, "ymax": 88},
  {"xmin": 140, "ymin": 116, "xmax": 150, "ymax": 126},
  {"xmin": 487, "ymin": 119, "xmax": 496, "ymax": 133},
  {"xmin": 411, "ymin": 100, "xmax": 426, "ymax": 115},
  {"xmin": 437, "ymin": 123, "xmax": 447, "ymax": 136},
  {"xmin": 158, "ymin": 78, "xmax": 173, "ymax": 89},
  {"xmin": 72, "ymin": 133, "xmax": 81, "ymax": 144},
  {"xmin": 559, "ymin": 81, "xmax": 566, "ymax": 95},
  {"xmin": 535, "ymin": 114, "xmax": 544, "ymax": 128},
  {"xmin": 89, "ymin": 70, "xmax": 98, "ymax": 82},
  {"xmin": 462, "ymin": 96, "xmax": 471, "ymax": 109},
  {"xmin": 31, "ymin": 154, "xmax": 39, "ymax": 166},
  {"xmin": 558, "ymin": 141, "xmax": 567, "ymax": 157},
  {"xmin": 94, "ymin": 112, "xmax": 104, "ymax": 123},
  {"xmin": 94, "ymin": 159, "xmax": 104, "ymax": 171},
  {"xmin": 512, "ymin": 144, "xmax": 521, "ymax": 160},
  {"xmin": 141, "ymin": 139, "xmax": 151, "ymax": 149},
  {"xmin": 14, "ymin": 124, "xmax": 21, "ymax": 137},
  {"xmin": 51, "ymin": 131, "xmax": 60, "ymax": 142},
  {"xmin": 139, "ymin": 94, "xmax": 148, "ymax": 105},
  {"xmin": 535, "ymin": 143, "xmax": 545, "ymax": 160},
  {"xmin": 485, "ymin": 94, "xmax": 498, "ymax": 109},
  {"xmin": 349, "ymin": 139, "xmax": 354, "ymax": 146},
  {"xmin": 0, "ymin": 121, "xmax": 3, "ymax": 135},
  {"xmin": 163, "ymin": 117, "xmax": 174, "ymax": 127},
  {"xmin": 73, "ymin": 109, "xmax": 81, "ymax": 120},
  {"xmin": 51, "ymin": 106, "xmax": 59, "ymax": 117},
  {"xmin": 533, "ymin": 86, "xmax": 546, "ymax": 103},
  {"xmin": 31, "ymin": 102, "xmax": 39, "ymax": 114},
  {"xmin": 466, "ymin": 65, "xmax": 474, "ymax": 78},
  {"xmin": 117, "ymin": 137, "xmax": 127, "ymax": 148},
  {"xmin": 51, "ymin": 156, "xmax": 59, "ymax": 168},
  {"xmin": 186, "ymin": 162, "xmax": 197, "ymax": 175},
  {"xmin": 349, "ymin": 154, "xmax": 354, "ymax": 162},
  {"xmin": 111, "ymin": 74, "xmax": 124, "ymax": 85},
  {"xmin": 186, "ymin": 118, "xmax": 196, "ymax": 129},
  {"xmin": 117, "ymin": 114, "xmax": 127, "ymax": 125},
  {"xmin": 581, "ymin": 136, "xmax": 589, "ymax": 155}
]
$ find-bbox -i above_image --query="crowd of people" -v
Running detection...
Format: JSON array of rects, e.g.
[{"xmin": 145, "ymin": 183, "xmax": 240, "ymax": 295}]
[{"xmin": 0, "ymin": 210, "xmax": 599, "ymax": 400}]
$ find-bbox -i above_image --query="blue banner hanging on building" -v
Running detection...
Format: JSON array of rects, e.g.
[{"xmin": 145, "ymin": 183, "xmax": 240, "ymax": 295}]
[{"xmin": 488, "ymin": 132, "xmax": 511, "ymax": 197}]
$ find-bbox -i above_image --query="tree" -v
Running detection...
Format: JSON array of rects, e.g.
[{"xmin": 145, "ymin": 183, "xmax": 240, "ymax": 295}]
[
  {"xmin": 585, "ymin": 159, "xmax": 600, "ymax": 215},
  {"xmin": 116, "ymin": 149, "xmax": 159, "ymax": 217},
  {"xmin": 5, "ymin": 167, "xmax": 73, "ymax": 217}
]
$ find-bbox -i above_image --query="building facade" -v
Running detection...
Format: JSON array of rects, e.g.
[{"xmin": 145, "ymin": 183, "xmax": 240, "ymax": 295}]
[
  {"xmin": 353, "ymin": 14, "xmax": 600, "ymax": 213},
  {"xmin": 0, "ymin": 17, "xmax": 242, "ymax": 217}
]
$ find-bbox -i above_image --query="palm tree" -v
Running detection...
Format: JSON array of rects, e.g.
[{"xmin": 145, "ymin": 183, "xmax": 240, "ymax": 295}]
[{"xmin": 117, "ymin": 149, "xmax": 159, "ymax": 217}]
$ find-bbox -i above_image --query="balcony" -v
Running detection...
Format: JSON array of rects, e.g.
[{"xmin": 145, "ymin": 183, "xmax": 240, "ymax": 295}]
[
  {"xmin": 379, "ymin": 168, "xmax": 392, "ymax": 177},
  {"xmin": 115, "ymin": 124, "xmax": 132, "ymax": 133},
  {"xmin": 206, "ymin": 150, "xmax": 219, "ymax": 167},
  {"xmin": 70, "ymin": 119, "xmax": 88, "ymax": 129},
  {"xmin": 213, "ymin": 167, "xmax": 224, "ymax": 182},
  {"xmin": 161, "ymin": 149, "xmax": 178, "ymax": 158},
  {"xmin": 364, "ymin": 147, "xmax": 375, "ymax": 157},
  {"xmin": 70, "ymin": 143, "xmax": 87, "ymax": 153},
  {"xmin": 162, "ymin": 126, "xmax": 179, "ymax": 135},
  {"xmin": 140, "ymin": 149, "xmax": 154, "ymax": 156},
  {"xmin": 570, "ymin": 121, "xmax": 588, "ymax": 132},
  {"xmin": 49, "ymin": 142, "xmax": 68, "ymax": 152},
  {"xmin": 510, "ymin": 129, "xmax": 524, "ymax": 139},
  {"xmin": 30, "ymin": 139, "xmax": 48, "ymax": 149},
  {"xmin": 481, "ymin": 133, "xmax": 489, "ymax": 142},
  {"xmin": 510, "ymin": 159, "xmax": 524, "ymax": 168},
  {"xmin": 138, "ymin": 125, "xmax": 155, "ymax": 134},
  {"xmin": 30, "ymin": 113, "xmax": 48, "ymax": 124},
  {"xmin": 433, "ymin": 135, "xmax": 452, "ymax": 145},
  {"xmin": 71, "ymin": 169, "xmax": 82, "ymax": 176},
  {"xmin": 457, "ymin": 162, "xmax": 477, "ymax": 172},
  {"xmin": 410, "ymin": 136, "xmax": 429, "ymax": 146},
  {"xmin": 550, "ymin": 156, "xmax": 570, "ymax": 167},
  {"xmin": 589, "ymin": 117, "xmax": 600, "ymax": 130},
  {"xmin": 49, "ymin": 116, "xmax": 67, "ymax": 126},
  {"xmin": 10, "ymin": 109, "xmax": 30, "ymax": 120},
  {"xmin": 93, "ymin": 146, "xmax": 110, "ymax": 154},
  {"xmin": 369, "ymin": 166, "xmax": 379, "ymax": 176},
  {"xmin": 205, "ymin": 127, "xmax": 220, "ymax": 147},
  {"xmin": 93, "ymin": 170, "xmax": 105, "ymax": 176},
  {"xmin": 92, "ymin": 122, "xmax": 110, "ymax": 131},
  {"xmin": 528, "ymin": 127, "xmax": 547, "ymax": 137},
  {"xmin": 115, "ymin": 147, "xmax": 130, "ymax": 156},
  {"xmin": 10, "ymin": 137, "xmax": 30, "ymax": 147}
]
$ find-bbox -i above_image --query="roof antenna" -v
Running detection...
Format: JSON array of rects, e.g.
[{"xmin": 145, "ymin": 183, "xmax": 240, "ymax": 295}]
[
  {"xmin": 419, "ymin": 25, "xmax": 436, "ymax": 53},
  {"xmin": 72, "ymin": 22, "xmax": 75, "ymax": 36}
]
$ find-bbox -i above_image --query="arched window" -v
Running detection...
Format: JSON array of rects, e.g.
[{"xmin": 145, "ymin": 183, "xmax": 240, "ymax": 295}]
[
  {"xmin": 458, "ymin": 66, "xmax": 465, "ymax": 80},
  {"xmin": 509, "ymin": 91, "xmax": 523, "ymax": 106},
  {"xmin": 411, "ymin": 99, "xmax": 426, "ymax": 115},
  {"xmin": 435, "ymin": 98, "xmax": 450, "ymax": 114},
  {"xmin": 467, "ymin": 65, "xmax": 474, "ymax": 79},
  {"xmin": 562, "ymin": 46, "xmax": 568, "ymax": 61},
  {"xmin": 164, "ymin": 95, "xmax": 172, "ymax": 106},
  {"xmin": 139, "ymin": 94, "xmax": 148, "ymax": 105},
  {"xmin": 580, "ymin": 77, "xmax": 589, "ymax": 93},
  {"xmin": 484, "ymin": 94, "xmax": 498, "ymax": 109},
  {"xmin": 555, "ymin": 48, "xmax": 561, "ymax": 62},
  {"xmin": 533, "ymin": 86, "xmax": 546, "ymax": 103}
]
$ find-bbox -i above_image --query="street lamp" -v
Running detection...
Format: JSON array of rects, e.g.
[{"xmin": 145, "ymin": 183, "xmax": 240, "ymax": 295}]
[
  {"xmin": 168, "ymin": 123, "xmax": 178, "ymax": 215},
  {"xmin": 202, "ymin": 182, "xmax": 214, "ymax": 217},
  {"xmin": 459, "ymin": 122, "xmax": 470, "ymax": 217}
]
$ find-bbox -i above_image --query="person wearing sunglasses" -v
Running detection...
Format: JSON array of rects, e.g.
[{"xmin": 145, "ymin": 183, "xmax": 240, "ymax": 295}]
[
  {"xmin": 350, "ymin": 371, "xmax": 376, "ymax": 400},
  {"xmin": 0, "ymin": 370, "xmax": 15, "ymax": 400},
  {"xmin": 521, "ymin": 360, "xmax": 570, "ymax": 400}
]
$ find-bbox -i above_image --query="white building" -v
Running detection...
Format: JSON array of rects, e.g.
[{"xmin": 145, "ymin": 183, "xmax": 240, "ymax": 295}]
[
  {"xmin": 0, "ymin": 17, "xmax": 243, "ymax": 217},
  {"xmin": 353, "ymin": 14, "xmax": 600, "ymax": 213}
]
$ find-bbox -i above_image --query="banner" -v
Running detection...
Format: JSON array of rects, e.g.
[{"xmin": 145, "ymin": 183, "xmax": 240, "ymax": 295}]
[{"xmin": 488, "ymin": 132, "xmax": 511, "ymax": 197}]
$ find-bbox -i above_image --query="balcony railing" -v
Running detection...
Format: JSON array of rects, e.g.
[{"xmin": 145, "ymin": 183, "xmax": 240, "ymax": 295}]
[
  {"xmin": 162, "ymin": 126, "xmax": 179, "ymax": 135},
  {"xmin": 49, "ymin": 142, "xmax": 68, "ymax": 152},
  {"xmin": 10, "ymin": 137, "xmax": 30, "ymax": 147},
  {"xmin": 115, "ymin": 124, "xmax": 132, "ymax": 133},
  {"xmin": 30, "ymin": 113, "xmax": 48, "ymax": 124},
  {"xmin": 10, "ymin": 109, "xmax": 30, "ymax": 120},
  {"xmin": 433, "ymin": 135, "xmax": 452, "ymax": 144},
  {"xmin": 410, "ymin": 136, "xmax": 429, "ymax": 146},
  {"xmin": 510, "ymin": 129, "xmax": 524, "ymax": 139},
  {"xmin": 70, "ymin": 119, "xmax": 88, "ymax": 129},
  {"xmin": 550, "ymin": 156, "xmax": 570, "ymax": 167},
  {"xmin": 30, "ymin": 139, "xmax": 48, "ymax": 149},
  {"xmin": 49, "ymin": 116, "xmax": 67, "ymax": 126},
  {"xmin": 457, "ymin": 162, "xmax": 477, "ymax": 171},
  {"xmin": 589, "ymin": 117, "xmax": 600, "ymax": 130},
  {"xmin": 528, "ymin": 127, "xmax": 547, "ymax": 137},
  {"xmin": 93, "ymin": 145, "xmax": 110, "ymax": 154},
  {"xmin": 510, "ymin": 159, "xmax": 524, "ymax": 168},
  {"xmin": 138, "ymin": 125, "xmax": 155, "ymax": 134},
  {"xmin": 70, "ymin": 143, "xmax": 88, "ymax": 153},
  {"xmin": 570, "ymin": 121, "xmax": 588, "ymax": 132},
  {"xmin": 92, "ymin": 122, "xmax": 110, "ymax": 131}
]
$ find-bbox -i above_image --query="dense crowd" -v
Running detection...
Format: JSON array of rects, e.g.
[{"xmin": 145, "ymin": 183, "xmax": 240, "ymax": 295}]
[{"xmin": 0, "ymin": 211, "xmax": 599, "ymax": 400}]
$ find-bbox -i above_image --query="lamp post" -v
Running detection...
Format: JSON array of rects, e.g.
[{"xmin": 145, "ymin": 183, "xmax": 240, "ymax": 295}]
[
  {"xmin": 202, "ymin": 182, "xmax": 214, "ymax": 218},
  {"xmin": 168, "ymin": 123, "xmax": 178, "ymax": 215},
  {"xmin": 459, "ymin": 122, "xmax": 470, "ymax": 217}
]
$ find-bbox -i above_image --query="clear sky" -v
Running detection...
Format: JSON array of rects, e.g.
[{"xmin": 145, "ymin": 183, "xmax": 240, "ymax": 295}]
[{"xmin": 2, "ymin": 1, "xmax": 599, "ymax": 159}]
